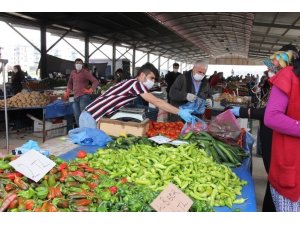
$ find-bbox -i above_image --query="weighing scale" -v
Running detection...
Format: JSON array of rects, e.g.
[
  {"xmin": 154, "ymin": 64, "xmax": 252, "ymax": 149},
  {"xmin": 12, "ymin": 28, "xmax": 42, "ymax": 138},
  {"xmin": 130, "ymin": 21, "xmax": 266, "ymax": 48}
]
[{"xmin": 110, "ymin": 107, "xmax": 146, "ymax": 122}]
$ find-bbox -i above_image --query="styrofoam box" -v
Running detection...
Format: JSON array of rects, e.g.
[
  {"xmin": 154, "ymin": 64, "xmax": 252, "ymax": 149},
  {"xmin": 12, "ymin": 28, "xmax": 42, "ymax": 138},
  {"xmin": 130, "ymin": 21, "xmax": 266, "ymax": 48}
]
[{"xmin": 27, "ymin": 114, "xmax": 67, "ymax": 138}]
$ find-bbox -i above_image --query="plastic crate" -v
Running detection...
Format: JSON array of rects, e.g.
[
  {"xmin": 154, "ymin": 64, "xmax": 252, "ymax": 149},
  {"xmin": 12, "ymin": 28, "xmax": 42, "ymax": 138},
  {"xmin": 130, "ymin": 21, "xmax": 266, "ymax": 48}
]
[{"xmin": 27, "ymin": 114, "xmax": 67, "ymax": 139}]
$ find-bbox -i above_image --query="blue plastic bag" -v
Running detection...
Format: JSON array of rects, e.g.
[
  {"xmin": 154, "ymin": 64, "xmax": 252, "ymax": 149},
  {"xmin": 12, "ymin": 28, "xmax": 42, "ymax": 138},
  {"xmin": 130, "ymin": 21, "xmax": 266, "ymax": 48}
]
[
  {"xmin": 242, "ymin": 131, "xmax": 254, "ymax": 153},
  {"xmin": 179, "ymin": 97, "xmax": 206, "ymax": 115},
  {"xmin": 68, "ymin": 127, "xmax": 112, "ymax": 147}
]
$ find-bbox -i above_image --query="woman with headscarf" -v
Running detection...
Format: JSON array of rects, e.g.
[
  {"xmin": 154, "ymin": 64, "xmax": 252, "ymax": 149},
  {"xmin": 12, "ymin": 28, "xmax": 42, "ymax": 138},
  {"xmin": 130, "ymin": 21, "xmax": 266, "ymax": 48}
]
[
  {"xmin": 230, "ymin": 45, "xmax": 297, "ymax": 211},
  {"xmin": 264, "ymin": 45, "xmax": 300, "ymax": 211}
]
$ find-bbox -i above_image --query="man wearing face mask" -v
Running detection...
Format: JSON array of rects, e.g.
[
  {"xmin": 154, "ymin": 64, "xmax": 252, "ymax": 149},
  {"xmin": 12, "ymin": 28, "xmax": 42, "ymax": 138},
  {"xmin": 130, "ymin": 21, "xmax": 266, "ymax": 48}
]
[
  {"xmin": 78, "ymin": 62, "xmax": 195, "ymax": 128},
  {"xmin": 64, "ymin": 58, "xmax": 99, "ymax": 127},
  {"xmin": 169, "ymin": 60, "xmax": 213, "ymax": 120},
  {"xmin": 165, "ymin": 63, "xmax": 182, "ymax": 103}
]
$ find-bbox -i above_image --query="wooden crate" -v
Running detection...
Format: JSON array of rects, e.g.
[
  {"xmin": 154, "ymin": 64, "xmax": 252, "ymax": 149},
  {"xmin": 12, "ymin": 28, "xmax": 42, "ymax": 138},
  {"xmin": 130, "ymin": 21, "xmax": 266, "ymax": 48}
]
[{"xmin": 98, "ymin": 118, "xmax": 149, "ymax": 137}]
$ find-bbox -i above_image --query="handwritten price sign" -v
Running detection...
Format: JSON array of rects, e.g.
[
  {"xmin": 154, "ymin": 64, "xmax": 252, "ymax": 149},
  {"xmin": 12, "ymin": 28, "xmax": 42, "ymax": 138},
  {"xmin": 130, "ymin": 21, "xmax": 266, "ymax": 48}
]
[
  {"xmin": 9, "ymin": 150, "xmax": 55, "ymax": 182},
  {"xmin": 150, "ymin": 183, "xmax": 193, "ymax": 212}
]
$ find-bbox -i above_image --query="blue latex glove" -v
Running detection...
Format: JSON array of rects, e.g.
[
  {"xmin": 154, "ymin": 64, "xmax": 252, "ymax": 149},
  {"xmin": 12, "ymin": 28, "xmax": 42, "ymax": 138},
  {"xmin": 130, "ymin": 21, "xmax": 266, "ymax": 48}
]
[
  {"xmin": 178, "ymin": 109, "xmax": 195, "ymax": 123},
  {"xmin": 230, "ymin": 107, "xmax": 240, "ymax": 117}
]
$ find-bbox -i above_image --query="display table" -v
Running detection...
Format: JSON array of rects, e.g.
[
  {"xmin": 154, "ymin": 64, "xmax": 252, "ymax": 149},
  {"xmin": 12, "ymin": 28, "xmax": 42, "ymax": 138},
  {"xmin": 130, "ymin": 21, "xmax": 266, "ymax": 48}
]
[
  {"xmin": 0, "ymin": 100, "xmax": 73, "ymax": 142},
  {"xmin": 59, "ymin": 145, "xmax": 256, "ymax": 212}
]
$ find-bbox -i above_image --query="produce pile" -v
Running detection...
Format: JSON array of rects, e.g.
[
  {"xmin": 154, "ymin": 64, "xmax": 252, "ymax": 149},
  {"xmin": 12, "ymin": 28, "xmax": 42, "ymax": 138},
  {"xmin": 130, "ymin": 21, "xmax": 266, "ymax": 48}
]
[
  {"xmin": 88, "ymin": 143, "xmax": 247, "ymax": 208},
  {"xmin": 0, "ymin": 92, "xmax": 50, "ymax": 108},
  {"xmin": 0, "ymin": 154, "xmax": 158, "ymax": 212},
  {"xmin": 147, "ymin": 121, "xmax": 184, "ymax": 139},
  {"xmin": 214, "ymin": 93, "xmax": 250, "ymax": 104},
  {"xmin": 182, "ymin": 132, "xmax": 249, "ymax": 167},
  {"xmin": 0, "ymin": 131, "xmax": 249, "ymax": 212}
]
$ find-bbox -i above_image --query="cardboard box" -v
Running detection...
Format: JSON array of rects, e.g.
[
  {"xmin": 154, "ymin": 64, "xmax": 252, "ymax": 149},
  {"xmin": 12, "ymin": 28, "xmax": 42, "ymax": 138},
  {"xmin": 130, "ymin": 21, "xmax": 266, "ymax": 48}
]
[
  {"xmin": 27, "ymin": 114, "xmax": 67, "ymax": 139},
  {"xmin": 98, "ymin": 118, "xmax": 149, "ymax": 137}
]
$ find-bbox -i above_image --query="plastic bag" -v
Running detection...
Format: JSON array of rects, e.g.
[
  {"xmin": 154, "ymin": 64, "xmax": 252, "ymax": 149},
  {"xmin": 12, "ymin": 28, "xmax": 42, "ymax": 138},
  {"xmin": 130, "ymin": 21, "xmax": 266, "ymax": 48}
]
[
  {"xmin": 179, "ymin": 97, "xmax": 206, "ymax": 115},
  {"xmin": 208, "ymin": 109, "xmax": 241, "ymax": 142},
  {"xmin": 181, "ymin": 117, "xmax": 207, "ymax": 135},
  {"xmin": 69, "ymin": 127, "xmax": 112, "ymax": 147}
]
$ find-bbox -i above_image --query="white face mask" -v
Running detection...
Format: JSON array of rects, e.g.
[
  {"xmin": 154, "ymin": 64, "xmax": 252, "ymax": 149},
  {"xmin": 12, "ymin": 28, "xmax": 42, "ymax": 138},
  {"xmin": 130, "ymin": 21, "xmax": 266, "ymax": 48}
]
[
  {"xmin": 75, "ymin": 64, "xmax": 83, "ymax": 71},
  {"xmin": 268, "ymin": 71, "xmax": 275, "ymax": 78},
  {"xmin": 194, "ymin": 73, "xmax": 205, "ymax": 81},
  {"xmin": 173, "ymin": 69, "xmax": 179, "ymax": 73},
  {"xmin": 143, "ymin": 79, "xmax": 155, "ymax": 90},
  {"xmin": 13, "ymin": 69, "xmax": 18, "ymax": 73}
]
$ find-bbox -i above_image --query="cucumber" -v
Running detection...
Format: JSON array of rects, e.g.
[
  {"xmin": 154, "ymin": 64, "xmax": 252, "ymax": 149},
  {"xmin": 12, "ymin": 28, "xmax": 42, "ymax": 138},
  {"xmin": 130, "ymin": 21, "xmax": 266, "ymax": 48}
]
[
  {"xmin": 212, "ymin": 143, "xmax": 230, "ymax": 163},
  {"xmin": 217, "ymin": 143, "xmax": 239, "ymax": 164}
]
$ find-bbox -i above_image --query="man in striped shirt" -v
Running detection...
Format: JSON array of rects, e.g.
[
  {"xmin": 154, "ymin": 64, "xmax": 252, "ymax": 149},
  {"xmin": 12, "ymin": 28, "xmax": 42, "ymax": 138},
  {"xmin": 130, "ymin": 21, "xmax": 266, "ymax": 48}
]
[{"xmin": 79, "ymin": 63, "xmax": 195, "ymax": 128}]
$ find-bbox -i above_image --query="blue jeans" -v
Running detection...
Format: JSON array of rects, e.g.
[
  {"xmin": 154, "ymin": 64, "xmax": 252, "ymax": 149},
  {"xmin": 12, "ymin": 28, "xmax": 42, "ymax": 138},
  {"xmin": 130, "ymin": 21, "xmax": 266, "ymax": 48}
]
[
  {"xmin": 72, "ymin": 94, "xmax": 93, "ymax": 127},
  {"xmin": 79, "ymin": 110, "xmax": 97, "ymax": 129}
]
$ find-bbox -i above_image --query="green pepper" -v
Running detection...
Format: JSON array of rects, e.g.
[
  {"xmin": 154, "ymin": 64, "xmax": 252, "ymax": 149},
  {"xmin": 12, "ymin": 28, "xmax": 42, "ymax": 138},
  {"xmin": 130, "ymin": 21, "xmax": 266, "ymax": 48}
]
[
  {"xmin": 72, "ymin": 175, "xmax": 86, "ymax": 183},
  {"xmin": 35, "ymin": 186, "xmax": 49, "ymax": 199},
  {"xmin": 18, "ymin": 188, "xmax": 36, "ymax": 199},
  {"xmin": 99, "ymin": 191, "xmax": 111, "ymax": 201},
  {"xmin": 80, "ymin": 183, "xmax": 89, "ymax": 190},
  {"xmin": 48, "ymin": 174, "xmax": 56, "ymax": 187},
  {"xmin": 0, "ymin": 161, "xmax": 11, "ymax": 170}
]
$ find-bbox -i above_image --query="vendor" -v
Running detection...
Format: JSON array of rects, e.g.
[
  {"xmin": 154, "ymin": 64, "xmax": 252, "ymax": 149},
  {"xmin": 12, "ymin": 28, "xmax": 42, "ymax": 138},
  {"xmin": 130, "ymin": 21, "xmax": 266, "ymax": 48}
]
[
  {"xmin": 168, "ymin": 60, "xmax": 213, "ymax": 121},
  {"xmin": 64, "ymin": 58, "xmax": 99, "ymax": 127},
  {"xmin": 11, "ymin": 65, "xmax": 25, "ymax": 95},
  {"xmin": 79, "ymin": 62, "xmax": 195, "ymax": 128}
]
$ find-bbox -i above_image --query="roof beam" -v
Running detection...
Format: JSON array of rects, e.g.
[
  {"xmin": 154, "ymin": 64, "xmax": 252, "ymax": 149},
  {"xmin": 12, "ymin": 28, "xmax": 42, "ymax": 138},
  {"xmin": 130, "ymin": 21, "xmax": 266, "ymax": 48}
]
[{"xmin": 253, "ymin": 22, "xmax": 300, "ymax": 30}]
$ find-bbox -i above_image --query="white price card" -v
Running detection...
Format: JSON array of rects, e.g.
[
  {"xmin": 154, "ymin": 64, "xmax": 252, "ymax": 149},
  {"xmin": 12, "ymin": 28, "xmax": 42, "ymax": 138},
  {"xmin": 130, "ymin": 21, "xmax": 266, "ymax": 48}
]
[
  {"xmin": 9, "ymin": 150, "xmax": 56, "ymax": 182},
  {"xmin": 169, "ymin": 140, "xmax": 189, "ymax": 146},
  {"xmin": 150, "ymin": 183, "xmax": 193, "ymax": 212},
  {"xmin": 148, "ymin": 135, "xmax": 172, "ymax": 144}
]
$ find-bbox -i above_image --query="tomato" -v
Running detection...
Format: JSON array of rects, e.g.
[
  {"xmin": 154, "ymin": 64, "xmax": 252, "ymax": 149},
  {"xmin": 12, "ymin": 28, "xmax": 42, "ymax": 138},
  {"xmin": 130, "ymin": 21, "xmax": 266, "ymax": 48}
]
[
  {"xmin": 77, "ymin": 150, "xmax": 87, "ymax": 158},
  {"xmin": 109, "ymin": 186, "xmax": 118, "ymax": 195}
]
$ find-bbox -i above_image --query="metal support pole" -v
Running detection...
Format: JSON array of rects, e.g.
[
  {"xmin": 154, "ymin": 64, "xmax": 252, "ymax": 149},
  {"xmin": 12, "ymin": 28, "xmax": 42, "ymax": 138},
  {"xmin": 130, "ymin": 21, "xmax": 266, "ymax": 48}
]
[
  {"xmin": 6, "ymin": 23, "xmax": 40, "ymax": 52},
  {"xmin": 180, "ymin": 62, "xmax": 183, "ymax": 73},
  {"xmin": 89, "ymin": 39, "xmax": 111, "ymax": 58},
  {"xmin": 158, "ymin": 56, "xmax": 161, "ymax": 74},
  {"xmin": 40, "ymin": 23, "xmax": 47, "ymax": 79},
  {"xmin": 112, "ymin": 42, "xmax": 116, "ymax": 75},
  {"xmin": 0, "ymin": 59, "xmax": 9, "ymax": 152},
  {"xmin": 167, "ymin": 59, "xmax": 169, "ymax": 71},
  {"xmin": 90, "ymin": 42, "xmax": 111, "ymax": 60},
  {"xmin": 116, "ymin": 48, "xmax": 131, "ymax": 61},
  {"xmin": 132, "ymin": 47, "xmax": 136, "ymax": 76},
  {"xmin": 63, "ymin": 38, "xmax": 84, "ymax": 58},
  {"xmin": 84, "ymin": 35, "xmax": 89, "ymax": 63},
  {"xmin": 147, "ymin": 53, "xmax": 150, "ymax": 62},
  {"xmin": 47, "ymin": 28, "xmax": 72, "ymax": 53}
]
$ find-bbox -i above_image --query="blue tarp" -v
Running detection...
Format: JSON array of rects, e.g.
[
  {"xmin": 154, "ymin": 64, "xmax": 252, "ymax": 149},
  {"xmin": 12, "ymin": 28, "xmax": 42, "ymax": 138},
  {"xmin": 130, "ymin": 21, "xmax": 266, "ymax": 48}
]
[{"xmin": 45, "ymin": 100, "xmax": 73, "ymax": 119}]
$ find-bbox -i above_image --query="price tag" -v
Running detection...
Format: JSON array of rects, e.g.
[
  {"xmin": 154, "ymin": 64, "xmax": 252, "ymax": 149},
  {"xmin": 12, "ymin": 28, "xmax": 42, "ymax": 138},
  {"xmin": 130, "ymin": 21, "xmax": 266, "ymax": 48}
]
[
  {"xmin": 169, "ymin": 140, "xmax": 189, "ymax": 146},
  {"xmin": 148, "ymin": 135, "xmax": 172, "ymax": 144},
  {"xmin": 9, "ymin": 150, "xmax": 56, "ymax": 182},
  {"xmin": 150, "ymin": 183, "xmax": 193, "ymax": 212}
]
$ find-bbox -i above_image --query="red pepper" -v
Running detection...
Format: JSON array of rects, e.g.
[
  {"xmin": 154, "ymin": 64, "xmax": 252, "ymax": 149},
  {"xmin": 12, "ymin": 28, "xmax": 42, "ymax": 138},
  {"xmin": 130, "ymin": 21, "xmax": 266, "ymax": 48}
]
[
  {"xmin": 14, "ymin": 176, "xmax": 29, "ymax": 190},
  {"xmin": 76, "ymin": 150, "xmax": 87, "ymax": 158},
  {"xmin": 58, "ymin": 163, "xmax": 68, "ymax": 171},
  {"xmin": 88, "ymin": 183, "xmax": 97, "ymax": 190},
  {"xmin": 25, "ymin": 200, "xmax": 35, "ymax": 211},
  {"xmin": 59, "ymin": 169, "xmax": 68, "ymax": 182},
  {"xmin": 109, "ymin": 186, "xmax": 118, "ymax": 195},
  {"xmin": 84, "ymin": 167, "xmax": 94, "ymax": 173},
  {"xmin": 120, "ymin": 178, "xmax": 127, "ymax": 184},
  {"xmin": 69, "ymin": 170, "xmax": 85, "ymax": 177},
  {"xmin": 5, "ymin": 183, "xmax": 16, "ymax": 192}
]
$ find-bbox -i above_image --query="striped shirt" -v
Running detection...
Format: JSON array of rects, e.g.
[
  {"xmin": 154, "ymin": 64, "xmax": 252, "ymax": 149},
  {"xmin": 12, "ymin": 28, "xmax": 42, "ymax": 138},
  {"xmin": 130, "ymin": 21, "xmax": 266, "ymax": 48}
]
[{"xmin": 85, "ymin": 79, "xmax": 149, "ymax": 122}]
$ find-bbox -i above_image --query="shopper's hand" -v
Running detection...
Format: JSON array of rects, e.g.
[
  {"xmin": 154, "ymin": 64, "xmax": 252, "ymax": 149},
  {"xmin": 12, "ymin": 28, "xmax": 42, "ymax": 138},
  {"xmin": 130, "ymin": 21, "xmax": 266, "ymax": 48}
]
[
  {"xmin": 64, "ymin": 90, "xmax": 70, "ymax": 101},
  {"xmin": 186, "ymin": 93, "xmax": 197, "ymax": 102},
  {"xmin": 178, "ymin": 109, "xmax": 195, "ymax": 123},
  {"xmin": 230, "ymin": 106, "xmax": 240, "ymax": 117},
  {"xmin": 83, "ymin": 88, "xmax": 93, "ymax": 94},
  {"xmin": 205, "ymin": 99, "xmax": 213, "ymax": 108}
]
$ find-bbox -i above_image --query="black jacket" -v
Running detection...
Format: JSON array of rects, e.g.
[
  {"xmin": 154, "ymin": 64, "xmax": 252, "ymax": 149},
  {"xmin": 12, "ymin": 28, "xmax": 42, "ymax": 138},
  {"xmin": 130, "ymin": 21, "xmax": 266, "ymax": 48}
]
[
  {"xmin": 165, "ymin": 71, "xmax": 181, "ymax": 93},
  {"xmin": 239, "ymin": 107, "xmax": 272, "ymax": 173},
  {"xmin": 169, "ymin": 70, "xmax": 212, "ymax": 107}
]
